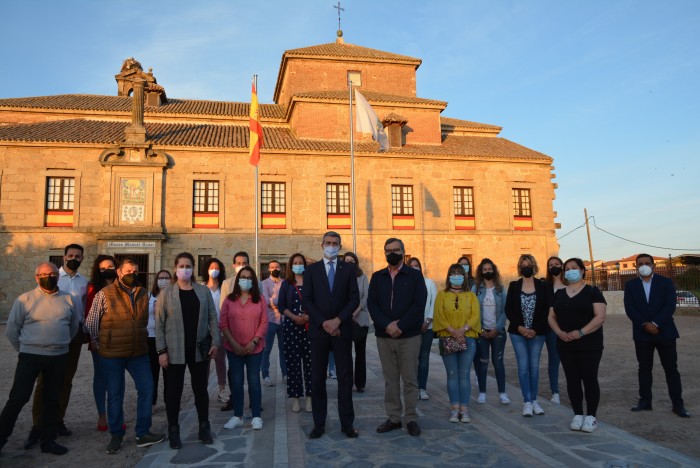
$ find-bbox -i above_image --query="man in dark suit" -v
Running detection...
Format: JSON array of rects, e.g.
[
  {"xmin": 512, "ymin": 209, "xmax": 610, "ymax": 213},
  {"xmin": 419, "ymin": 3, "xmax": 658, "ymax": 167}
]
[
  {"xmin": 624, "ymin": 253, "xmax": 690, "ymax": 418},
  {"xmin": 368, "ymin": 238, "xmax": 427, "ymax": 436},
  {"xmin": 302, "ymin": 231, "xmax": 360, "ymax": 438}
]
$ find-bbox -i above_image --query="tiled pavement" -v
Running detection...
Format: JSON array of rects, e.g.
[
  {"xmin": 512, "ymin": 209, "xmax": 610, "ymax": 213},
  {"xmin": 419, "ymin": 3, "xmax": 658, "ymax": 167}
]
[{"xmin": 137, "ymin": 335, "xmax": 699, "ymax": 467}]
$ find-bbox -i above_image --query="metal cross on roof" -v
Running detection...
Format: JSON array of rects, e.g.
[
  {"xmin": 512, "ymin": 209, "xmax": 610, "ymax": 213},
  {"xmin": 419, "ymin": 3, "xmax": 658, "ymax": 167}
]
[{"xmin": 333, "ymin": 1, "xmax": 344, "ymax": 30}]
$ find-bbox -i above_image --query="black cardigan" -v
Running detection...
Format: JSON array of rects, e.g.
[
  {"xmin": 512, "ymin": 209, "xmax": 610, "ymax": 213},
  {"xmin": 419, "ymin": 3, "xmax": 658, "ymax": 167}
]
[{"xmin": 504, "ymin": 278, "xmax": 551, "ymax": 335}]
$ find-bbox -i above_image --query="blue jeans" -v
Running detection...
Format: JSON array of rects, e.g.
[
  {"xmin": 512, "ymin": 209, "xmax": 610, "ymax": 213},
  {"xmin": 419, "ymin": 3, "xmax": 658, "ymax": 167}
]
[
  {"xmin": 476, "ymin": 331, "xmax": 508, "ymax": 393},
  {"xmin": 101, "ymin": 354, "xmax": 153, "ymax": 437},
  {"xmin": 546, "ymin": 329, "xmax": 560, "ymax": 394},
  {"xmin": 261, "ymin": 321, "xmax": 287, "ymax": 379},
  {"xmin": 91, "ymin": 350, "xmax": 107, "ymax": 415},
  {"xmin": 417, "ymin": 329, "xmax": 434, "ymax": 389},
  {"xmin": 440, "ymin": 338, "xmax": 476, "ymax": 405},
  {"xmin": 510, "ymin": 334, "xmax": 546, "ymax": 403},
  {"xmin": 227, "ymin": 350, "xmax": 262, "ymax": 418}
]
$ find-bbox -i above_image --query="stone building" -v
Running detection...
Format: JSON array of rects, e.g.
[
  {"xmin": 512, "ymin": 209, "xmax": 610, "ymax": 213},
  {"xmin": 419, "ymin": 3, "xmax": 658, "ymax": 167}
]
[{"xmin": 0, "ymin": 36, "xmax": 560, "ymax": 315}]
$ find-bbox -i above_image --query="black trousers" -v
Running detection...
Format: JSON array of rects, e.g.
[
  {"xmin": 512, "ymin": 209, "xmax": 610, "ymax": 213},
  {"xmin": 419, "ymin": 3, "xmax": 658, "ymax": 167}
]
[
  {"xmin": 163, "ymin": 348, "xmax": 210, "ymax": 425},
  {"xmin": 634, "ymin": 339, "xmax": 684, "ymax": 407},
  {"xmin": 0, "ymin": 352, "xmax": 68, "ymax": 444},
  {"xmin": 147, "ymin": 337, "xmax": 165, "ymax": 405},
  {"xmin": 310, "ymin": 335, "xmax": 354, "ymax": 429},
  {"xmin": 558, "ymin": 348, "xmax": 603, "ymax": 416},
  {"xmin": 352, "ymin": 324, "xmax": 368, "ymax": 390}
]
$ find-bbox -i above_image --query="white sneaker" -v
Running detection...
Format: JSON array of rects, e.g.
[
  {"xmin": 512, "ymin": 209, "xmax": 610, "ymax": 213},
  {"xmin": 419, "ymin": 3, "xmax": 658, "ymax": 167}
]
[
  {"xmin": 499, "ymin": 393, "xmax": 511, "ymax": 405},
  {"xmin": 532, "ymin": 400, "xmax": 544, "ymax": 415},
  {"xmin": 329, "ymin": 371, "xmax": 337, "ymax": 380},
  {"xmin": 419, "ymin": 389, "xmax": 430, "ymax": 400},
  {"xmin": 305, "ymin": 396, "xmax": 312, "ymax": 413},
  {"xmin": 522, "ymin": 402, "xmax": 534, "ymax": 417},
  {"xmin": 252, "ymin": 417, "xmax": 263, "ymax": 430},
  {"xmin": 224, "ymin": 416, "xmax": 241, "ymax": 429},
  {"xmin": 460, "ymin": 408, "xmax": 471, "ymax": 423},
  {"xmin": 581, "ymin": 416, "xmax": 597, "ymax": 433},
  {"xmin": 449, "ymin": 409, "xmax": 460, "ymax": 423},
  {"xmin": 477, "ymin": 393, "xmax": 486, "ymax": 404},
  {"xmin": 217, "ymin": 390, "xmax": 228, "ymax": 403},
  {"xmin": 570, "ymin": 415, "xmax": 584, "ymax": 431},
  {"xmin": 291, "ymin": 398, "xmax": 300, "ymax": 412},
  {"xmin": 551, "ymin": 393, "xmax": 560, "ymax": 404},
  {"xmin": 263, "ymin": 376, "xmax": 273, "ymax": 387}
]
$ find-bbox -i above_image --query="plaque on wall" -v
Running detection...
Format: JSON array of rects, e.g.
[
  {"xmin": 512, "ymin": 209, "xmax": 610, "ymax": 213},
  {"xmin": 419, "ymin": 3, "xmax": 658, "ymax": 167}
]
[{"xmin": 120, "ymin": 179, "xmax": 146, "ymax": 224}]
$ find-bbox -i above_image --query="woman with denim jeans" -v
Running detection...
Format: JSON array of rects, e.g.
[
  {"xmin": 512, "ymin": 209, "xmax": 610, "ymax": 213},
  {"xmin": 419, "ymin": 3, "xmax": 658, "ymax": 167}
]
[
  {"xmin": 220, "ymin": 266, "xmax": 268, "ymax": 431},
  {"xmin": 544, "ymin": 256, "xmax": 565, "ymax": 404},
  {"xmin": 505, "ymin": 254, "xmax": 551, "ymax": 417},
  {"xmin": 408, "ymin": 257, "xmax": 437, "ymax": 401},
  {"xmin": 433, "ymin": 264, "xmax": 481, "ymax": 423},
  {"xmin": 472, "ymin": 258, "xmax": 510, "ymax": 405}
]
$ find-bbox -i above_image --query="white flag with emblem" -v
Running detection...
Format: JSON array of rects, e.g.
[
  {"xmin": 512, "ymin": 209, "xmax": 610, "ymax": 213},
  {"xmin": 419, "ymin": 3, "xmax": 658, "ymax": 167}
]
[{"xmin": 355, "ymin": 90, "xmax": 389, "ymax": 152}]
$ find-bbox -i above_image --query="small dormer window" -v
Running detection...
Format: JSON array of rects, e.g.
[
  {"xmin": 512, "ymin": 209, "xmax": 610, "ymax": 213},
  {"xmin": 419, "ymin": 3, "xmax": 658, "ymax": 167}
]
[{"xmin": 348, "ymin": 71, "xmax": 361, "ymax": 87}]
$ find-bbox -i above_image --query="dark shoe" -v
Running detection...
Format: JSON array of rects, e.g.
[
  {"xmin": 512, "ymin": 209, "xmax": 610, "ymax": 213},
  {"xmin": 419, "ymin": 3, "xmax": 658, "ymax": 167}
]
[
  {"xmin": 309, "ymin": 426, "xmax": 325, "ymax": 439},
  {"xmin": 673, "ymin": 406, "xmax": 691, "ymax": 418},
  {"xmin": 220, "ymin": 400, "xmax": 233, "ymax": 412},
  {"xmin": 57, "ymin": 421, "xmax": 72, "ymax": 437},
  {"xmin": 24, "ymin": 428, "xmax": 41, "ymax": 450},
  {"xmin": 376, "ymin": 419, "xmax": 402, "ymax": 433},
  {"xmin": 407, "ymin": 421, "xmax": 421, "ymax": 436},
  {"xmin": 356, "ymin": 387, "xmax": 365, "ymax": 393},
  {"xmin": 342, "ymin": 427, "xmax": 359, "ymax": 438},
  {"xmin": 40, "ymin": 440, "xmax": 68, "ymax": 455},
  {"xmin": 199, "ymin": 421, "xmax": 213, "ymax": 444},
  {"xmin": 631, "ymin": 401, "xmax": 652, "ymax": 412},
  {"xmin": 106, "ymin": 435, "xmax": 123, "ymax": 454},
  {"xmin": 136, "ymin": 432, "xmax": 165, "ymax": 448},
  {"xmin": 168, "ymin": 425, "xmax": 182, "ymax": 449}
]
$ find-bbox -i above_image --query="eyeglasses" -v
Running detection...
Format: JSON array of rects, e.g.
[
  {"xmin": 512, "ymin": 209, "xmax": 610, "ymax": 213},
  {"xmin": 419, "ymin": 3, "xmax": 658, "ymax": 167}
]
[
  {"xmin": 384, "ymin": 248, "xmax": 403, "ymax": 254},
  {"xmin": 36, "ymin": 273, "xmax": 59, "ymax": 279}
]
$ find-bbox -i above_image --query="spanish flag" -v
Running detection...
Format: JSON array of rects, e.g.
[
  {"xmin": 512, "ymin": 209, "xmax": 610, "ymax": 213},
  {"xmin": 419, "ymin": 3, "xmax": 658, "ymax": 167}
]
[{"xmin": 249, "ymin": 78, "xmax": 263, "ymax": 166}]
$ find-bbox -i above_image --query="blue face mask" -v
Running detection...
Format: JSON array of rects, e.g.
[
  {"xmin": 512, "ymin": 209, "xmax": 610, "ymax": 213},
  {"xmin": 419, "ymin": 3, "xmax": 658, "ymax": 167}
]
[
  {"xmin": 291, "ymin": 265, "xmax": 305, "ymax": 275},
  {"xmin": 323, "ymin": 245, "xmax": 340, "ymax": 259},
  {"xmin": 461, "ymin": 264, "xmax": 470, "ymax": 274},
  {"xmin": 564, "ymin": 269, "xmax": 582, "ymax": 283},
  {"xmin": 238, "ymin": 278, "xmax": 253, "ymax": 291},
  {"xmin": 449, "ymin": 275, "xmax": 465, "ymax": 287}
]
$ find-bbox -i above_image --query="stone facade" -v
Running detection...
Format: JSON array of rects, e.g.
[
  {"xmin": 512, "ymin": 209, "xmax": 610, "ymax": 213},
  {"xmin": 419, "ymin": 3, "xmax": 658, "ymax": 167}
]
[{"xmin": 0, "ymin": 37, "xmax": 559, "ymax": 317}]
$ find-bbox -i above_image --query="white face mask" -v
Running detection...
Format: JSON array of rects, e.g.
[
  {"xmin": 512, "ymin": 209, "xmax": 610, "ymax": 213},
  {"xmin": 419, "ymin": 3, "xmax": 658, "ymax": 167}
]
[
  {"xmin": 323, "ymin": 245, "xmax": 340, "ymax": 259},
  {"xmin": 157, "ymin": 279, "xmax": 170, "ymax": 289},
  {"xmin": 208, "ymin": 269, "xmax": 220, "ymax": 279},
  {"xmin": 638, "ymin": 265, "xmax": 653, "ymax": 277}
]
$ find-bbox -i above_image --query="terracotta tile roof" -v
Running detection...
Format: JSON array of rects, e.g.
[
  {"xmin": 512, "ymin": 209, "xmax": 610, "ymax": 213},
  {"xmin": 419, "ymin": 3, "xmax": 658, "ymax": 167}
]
[
  {"xmin": 440, "ymin": 117, "xmax": 502, "ymax": 131},
  {"xmin": 0, "ymin": 119, "xmax": 550, "ymax": 161},
  {"xmin": 284, "ymin": 42, "xmax": 421, "ymax": 66},
  {"xmin": 292, "ymin": 90, "xmax": 446, "ymax": 107},
  {"xmin": 0, "ymin": 94, "xmax": 285, "ymax": 119}
]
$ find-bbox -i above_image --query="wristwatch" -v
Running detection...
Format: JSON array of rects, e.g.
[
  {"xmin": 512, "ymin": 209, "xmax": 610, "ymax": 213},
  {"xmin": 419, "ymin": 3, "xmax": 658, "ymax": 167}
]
[{"xmin": 578, "ymin": 329, "xmax": 585, "ymax": 338}]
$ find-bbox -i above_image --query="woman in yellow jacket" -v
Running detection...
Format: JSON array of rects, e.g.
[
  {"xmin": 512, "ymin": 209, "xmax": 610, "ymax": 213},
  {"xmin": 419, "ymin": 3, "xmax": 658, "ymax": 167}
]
[{"xmin": 433, "ymin": 263, "xmax": 481, "ymax": 423}]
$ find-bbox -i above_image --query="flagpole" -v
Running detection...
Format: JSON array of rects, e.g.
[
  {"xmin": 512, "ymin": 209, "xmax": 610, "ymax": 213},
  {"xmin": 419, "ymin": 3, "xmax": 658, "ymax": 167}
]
[
  {"xmin": 349, "ymin": 79, "xmax": 356, "ymax": 253},
  {"xmin": 253, "ymin": 74, "xmax": 259, "ymax": 274}
]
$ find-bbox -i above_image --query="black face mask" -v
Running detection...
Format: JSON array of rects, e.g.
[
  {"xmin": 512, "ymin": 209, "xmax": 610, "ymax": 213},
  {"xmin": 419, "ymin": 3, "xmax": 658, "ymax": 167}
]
[
  {"xmin": 270, "ymin": 270, "xmax": 281, "ymax": 278},
  {"xmin": 39, "ymin": 275, "xmax": 59, "ymax": 291},
  {"xmin": 121, "ymin": 273, "xmax": 137, "ymax": 287},
  {"xmin": 100, "ymin": 269, "xmax": 118, "ymax": 281},
  {"xmin": 66, "ymin": 259, "xmax": 81, "ymax": 271},
  {"xmin": 521, "ymin": 266, "xmax": 534, "ymax": 278},
  {"xmin": 386, "ymin": 252, "xmax": 403, "ymax": 266},
  {"xmin": 548, "ymin": 266, "xmax": 562, "ymax": 277},
  {"xmin": 483, "ymin": 271, "xmax": 495, "ymax": 280}
]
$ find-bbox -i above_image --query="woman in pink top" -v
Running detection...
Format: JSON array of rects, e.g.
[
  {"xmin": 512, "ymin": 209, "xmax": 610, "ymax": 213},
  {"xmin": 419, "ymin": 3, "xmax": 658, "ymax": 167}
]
[{"xmin": 220, "ymin": 266, "xmax": 268, "ymax": 430}]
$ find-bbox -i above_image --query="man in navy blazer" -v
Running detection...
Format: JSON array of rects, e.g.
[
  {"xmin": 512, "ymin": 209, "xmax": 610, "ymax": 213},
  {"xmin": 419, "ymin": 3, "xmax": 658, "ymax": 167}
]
[
  {"xmin": 624, "ymin": 253, "xmax": 690, "ymax": 418},
  {"xmin": 302, "ymin": 231, "xmax": 360, "ymax": 438},
  {"xmin": 368, "ymin": 238, "xmax": 427, "ymax": 436}
]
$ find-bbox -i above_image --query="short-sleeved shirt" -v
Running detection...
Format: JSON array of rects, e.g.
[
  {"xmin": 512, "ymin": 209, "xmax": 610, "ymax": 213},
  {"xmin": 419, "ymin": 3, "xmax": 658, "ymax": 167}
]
[{"xmin": 551, "ymin": 285, "xmax": 606, "ymax": 351}]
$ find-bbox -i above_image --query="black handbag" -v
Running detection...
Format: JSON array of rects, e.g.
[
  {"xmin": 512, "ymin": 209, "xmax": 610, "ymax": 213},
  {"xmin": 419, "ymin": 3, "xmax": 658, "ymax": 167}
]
[{"xmin": 198, "ymin": 334, "xmax": 213, "ymax": 358}]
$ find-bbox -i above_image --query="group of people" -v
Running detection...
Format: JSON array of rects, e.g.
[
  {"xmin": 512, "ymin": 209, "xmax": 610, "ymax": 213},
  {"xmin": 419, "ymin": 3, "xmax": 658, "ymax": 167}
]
[{"xmin": 0, "ymin": 238, "xmax": 691, "ymax": 456}]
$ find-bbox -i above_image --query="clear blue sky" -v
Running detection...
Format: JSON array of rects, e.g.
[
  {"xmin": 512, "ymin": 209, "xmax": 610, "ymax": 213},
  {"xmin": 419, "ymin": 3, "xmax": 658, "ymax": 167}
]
[{"xmin": 2, "ymin": 0, "xmax": 698, "ymax": 262}]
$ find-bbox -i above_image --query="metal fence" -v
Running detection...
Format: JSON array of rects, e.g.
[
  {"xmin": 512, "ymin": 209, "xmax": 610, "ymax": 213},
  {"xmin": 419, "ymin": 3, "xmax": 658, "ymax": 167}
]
[{"xmin": 584, "ymin": 265, "xmax": 700, "ymax": 295}]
